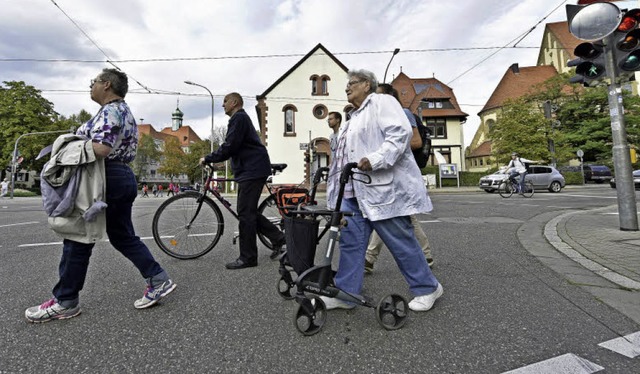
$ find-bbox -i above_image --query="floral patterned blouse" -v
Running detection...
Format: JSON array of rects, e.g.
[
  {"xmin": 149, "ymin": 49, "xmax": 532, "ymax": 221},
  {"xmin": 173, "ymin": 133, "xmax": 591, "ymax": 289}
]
[{"xmin": 76, "ymin": 99, "xmax": 138, "ymax": 163}]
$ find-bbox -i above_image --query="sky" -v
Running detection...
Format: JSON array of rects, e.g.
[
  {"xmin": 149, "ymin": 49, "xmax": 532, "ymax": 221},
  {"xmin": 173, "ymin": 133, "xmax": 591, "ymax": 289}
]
[{"xmin": 2, "ymin": 0, "xmax": 638, "ymax": 148}]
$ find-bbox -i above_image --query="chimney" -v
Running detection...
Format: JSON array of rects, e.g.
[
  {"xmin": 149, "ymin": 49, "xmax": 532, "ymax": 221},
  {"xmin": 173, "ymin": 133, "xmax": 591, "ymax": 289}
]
[{"xmin": 510, "ymin": 63, "xmax": 520, "ymax": 74}]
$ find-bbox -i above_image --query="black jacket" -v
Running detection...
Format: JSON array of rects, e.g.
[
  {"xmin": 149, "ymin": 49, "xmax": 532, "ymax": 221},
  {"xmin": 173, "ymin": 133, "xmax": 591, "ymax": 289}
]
[{"xmin": 204, "ymin": 109, "xmax": 271, "ymax": 182}]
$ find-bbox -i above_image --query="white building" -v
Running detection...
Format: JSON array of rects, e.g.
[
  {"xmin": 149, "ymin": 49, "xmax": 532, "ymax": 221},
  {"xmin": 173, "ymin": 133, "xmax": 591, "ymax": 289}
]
[{"xmin": 255, "ymin": 43, "xmax": 350, "ymax": 186}]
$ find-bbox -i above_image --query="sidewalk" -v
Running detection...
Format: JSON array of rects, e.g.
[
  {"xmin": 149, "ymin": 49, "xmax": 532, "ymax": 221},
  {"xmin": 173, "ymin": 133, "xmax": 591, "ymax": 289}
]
[{"xmin": 542, "ymin": 203, "xmax": 640, "ymax": 324}]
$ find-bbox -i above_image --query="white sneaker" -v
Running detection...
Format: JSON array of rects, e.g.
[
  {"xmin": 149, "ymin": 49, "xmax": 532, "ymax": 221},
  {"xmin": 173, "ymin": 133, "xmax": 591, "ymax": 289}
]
[
  {"xmin": 319, "ymin": 296, "xmax": 355, "ymax": 310},
  {"xmin": 409, "ymin": 283, "xmax": 443, "ymax": 312}
]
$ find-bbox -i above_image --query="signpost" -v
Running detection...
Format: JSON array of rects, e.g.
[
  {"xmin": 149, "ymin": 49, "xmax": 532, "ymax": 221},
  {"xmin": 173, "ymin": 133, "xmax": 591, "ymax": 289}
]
[{"xmin": 577, "ymin": 149, "xmax": 585, "ymax": 185}]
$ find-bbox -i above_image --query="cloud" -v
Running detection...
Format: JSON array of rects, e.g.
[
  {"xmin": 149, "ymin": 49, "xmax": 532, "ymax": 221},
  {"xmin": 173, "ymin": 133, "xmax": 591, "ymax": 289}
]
[{"xmin": 3, "ymin": 0, "xmax": 638, "ymax": 147}]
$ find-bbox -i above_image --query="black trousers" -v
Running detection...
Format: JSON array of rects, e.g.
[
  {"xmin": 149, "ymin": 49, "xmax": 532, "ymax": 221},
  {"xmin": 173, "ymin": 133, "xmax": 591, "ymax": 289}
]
[{"xmin": 237, "ymin": 177, "xmax": 284, "ymax": 263}]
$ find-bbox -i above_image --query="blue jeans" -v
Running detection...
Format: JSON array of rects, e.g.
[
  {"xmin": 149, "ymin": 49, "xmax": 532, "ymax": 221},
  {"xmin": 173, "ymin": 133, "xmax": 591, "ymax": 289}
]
[
  {"xmin": 335, "ymin": 198, "xmax": 439, "ymax": 297},
  {"xmin": 52, "ymin": 162, "xmax": 168, "ymax": 307},
  {"xmin": 509, "ymin": 171, "xmax": 527, "ymax": 192}
]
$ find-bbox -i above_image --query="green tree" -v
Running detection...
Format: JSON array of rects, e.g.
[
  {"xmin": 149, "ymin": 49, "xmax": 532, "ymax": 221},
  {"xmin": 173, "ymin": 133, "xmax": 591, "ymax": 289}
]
[
  {"xmin": 0, "ymin": 81, "xmax": 60, "ymax": 173},
  {"xmin": 489, "ymin": 97, "xmax": 551, "ymax": 166},
  {"xmin": 158, "ymin": 137, "xmax": 186, "ymax": 182},
  {"xmin": 132, "ymin": 133, "xmax": 161, "ymax": 181},
  {"xmin": 554, "ymin": 84, "xmax": 640, "ymax": 166},
  {"xmin": 182, "ymin": 140, "xmax": 209, "ymax": 183}
]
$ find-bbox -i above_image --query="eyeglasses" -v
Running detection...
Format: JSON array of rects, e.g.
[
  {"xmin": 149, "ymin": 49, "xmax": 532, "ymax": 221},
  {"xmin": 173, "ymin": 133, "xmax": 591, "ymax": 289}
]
[
  {"xmin": 346, "ymin": 79, "xmax": 365, "ymax": 88},
  {"xmin": 90, "ymin": 78, "xmax": 105, "ymax": 88}
]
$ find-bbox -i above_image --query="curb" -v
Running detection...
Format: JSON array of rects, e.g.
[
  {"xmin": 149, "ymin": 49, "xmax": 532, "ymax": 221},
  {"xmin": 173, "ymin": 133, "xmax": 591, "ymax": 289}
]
[{"xmin": 544, "ymin": 209, "xmax": 640, "ymax": 291}]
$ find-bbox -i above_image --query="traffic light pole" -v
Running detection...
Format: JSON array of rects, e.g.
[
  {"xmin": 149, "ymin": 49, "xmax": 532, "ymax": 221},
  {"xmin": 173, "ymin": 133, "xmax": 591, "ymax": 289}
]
[{"xmin": 603, "ymin": 34, "xmax": 639, "ymax": 231}]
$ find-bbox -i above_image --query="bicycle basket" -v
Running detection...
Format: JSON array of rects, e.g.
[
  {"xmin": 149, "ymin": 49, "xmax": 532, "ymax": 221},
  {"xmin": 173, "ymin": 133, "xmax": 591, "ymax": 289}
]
[
  {"xmin": 275, "ymin": 186, "xmax": 310, "ymax": 215},
  {"xmin": 284, "ymin": 216, "xmax": 319, "ymax": 275}
]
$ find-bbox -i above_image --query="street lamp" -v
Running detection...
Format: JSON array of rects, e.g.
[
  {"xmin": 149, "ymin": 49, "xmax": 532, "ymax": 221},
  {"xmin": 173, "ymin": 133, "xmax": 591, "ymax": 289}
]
[
  {"xmin": 184, "ymin": 80, "xmax": 228, "ymax": 193},
  {"xmin": 184, "ymin": 80, "xmax": 215, "ymax": 153},
  {"xmin": 383, "ymin": 48, "xmax": 400, "ymax": 83}
]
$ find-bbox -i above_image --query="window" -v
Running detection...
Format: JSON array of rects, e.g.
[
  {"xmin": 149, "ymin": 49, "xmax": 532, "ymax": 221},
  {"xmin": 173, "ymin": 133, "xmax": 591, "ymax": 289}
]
[
  {"xmin": 283, "ymin": 104, "xmax": 297, "ymax": 135},
  {"xmin": 313, "ymin": 104, "xmax": 328, "ymax": 119},
  {"xmin": 310, "ymin": 75, "xmax": 318, "ymax": 95},
  {"xmin": 426, "ymin": 118, "xmax": 447, "ymax": 138},
  {"xmin": 479, "ymin": 158, "xmax": 483, "ymax": 166},
  {"xmin": 320, "ymin": 75, "xmax": 330, "ymax": 95}
]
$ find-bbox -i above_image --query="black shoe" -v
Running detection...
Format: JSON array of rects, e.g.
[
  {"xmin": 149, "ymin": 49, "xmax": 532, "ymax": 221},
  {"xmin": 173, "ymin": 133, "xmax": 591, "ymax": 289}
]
[
  {"xmin": 269, "ymin": 241, "xmax": 286, "ymax": 261},
  {"xmin": 225, "ymin": 258, "xmax": 257, "ymax": 270}
]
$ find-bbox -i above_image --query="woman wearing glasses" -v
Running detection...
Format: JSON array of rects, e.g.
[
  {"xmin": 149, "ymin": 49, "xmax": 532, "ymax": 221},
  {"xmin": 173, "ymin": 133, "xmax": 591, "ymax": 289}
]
[{"xmin": 324, "ymin": 69, "xmax": 442, "ymax": 312}]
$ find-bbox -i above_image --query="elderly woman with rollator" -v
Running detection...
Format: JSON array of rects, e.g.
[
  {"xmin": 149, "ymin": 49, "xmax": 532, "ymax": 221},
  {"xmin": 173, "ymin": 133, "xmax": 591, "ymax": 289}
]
[{"xmin": 324, "ymin": 69, "xmax": 443, "ymax": 312}]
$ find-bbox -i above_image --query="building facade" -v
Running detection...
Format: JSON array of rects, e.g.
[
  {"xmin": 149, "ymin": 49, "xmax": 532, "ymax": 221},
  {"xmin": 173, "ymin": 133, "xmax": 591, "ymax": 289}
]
[{"xmin": 255, "ymin": 43, "xmax": 350, "ymax": 186}]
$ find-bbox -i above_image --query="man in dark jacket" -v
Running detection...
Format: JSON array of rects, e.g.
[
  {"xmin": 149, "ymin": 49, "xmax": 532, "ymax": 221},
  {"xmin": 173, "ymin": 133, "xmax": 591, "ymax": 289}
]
[{"xmin": 200, "ymin": 92, "xmax": 285, "ymax": 269}]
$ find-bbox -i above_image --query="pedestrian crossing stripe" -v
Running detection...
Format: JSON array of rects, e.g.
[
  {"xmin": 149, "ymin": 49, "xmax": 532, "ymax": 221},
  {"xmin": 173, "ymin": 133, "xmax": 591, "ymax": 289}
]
[
  {"xmin": 598, "ymin": 331, "xmax": 640, "ymax": 358},
  {"xmin": 502, "ymin": 353, "xmax": 604, "ymax": 374}
]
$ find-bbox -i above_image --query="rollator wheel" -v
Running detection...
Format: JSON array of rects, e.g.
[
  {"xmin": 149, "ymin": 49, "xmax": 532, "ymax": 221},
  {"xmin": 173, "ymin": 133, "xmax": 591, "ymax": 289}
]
[
  {"xmin": 293, "ymin": 296, "xmax": 327, "ymax": 336},
  {"xmin": 376, "ymin": 294, "xmax": 408, "ymax": 331},
  {"xmin": 276, "ymin": 271, "xmax": 296, "ymax": 300}
]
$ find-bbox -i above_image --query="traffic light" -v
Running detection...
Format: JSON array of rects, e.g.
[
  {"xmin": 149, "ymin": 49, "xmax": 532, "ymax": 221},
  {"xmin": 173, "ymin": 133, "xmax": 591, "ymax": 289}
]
[
  {"xmin": 304, "ymin": 152, "xmax": 310, "ymax": 164},
  {"xmin": 568, "ymin": 42, "xmax": 606, "ymax": 86},
  {"xmin": 614, "ymin": 8, "xmax": 640, "ymax": 82}
]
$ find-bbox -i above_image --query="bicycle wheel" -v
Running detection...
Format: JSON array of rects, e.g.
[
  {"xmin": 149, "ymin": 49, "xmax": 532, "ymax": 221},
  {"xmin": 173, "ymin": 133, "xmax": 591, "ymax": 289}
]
[
  {"xmin": 521, "ymin": 181, "xmax": 535, "ymax": 198},
  {"xmin": 257, "ymin": 195, "xmax": 284, "ymax": 250},
  {"xmin": 498, "ymin": 181, "xmax": 514, "ymax": 198},
  {"xmin": 152, "ymin": 192, "xmax": 224, "ymax": 259}
]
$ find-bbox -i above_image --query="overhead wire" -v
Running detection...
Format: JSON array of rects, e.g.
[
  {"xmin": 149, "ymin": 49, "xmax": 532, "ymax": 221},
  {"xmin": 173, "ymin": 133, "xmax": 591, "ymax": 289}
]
[{"xmin": 446, "ymin": 0, "xmax": 570, "ymax": 86}]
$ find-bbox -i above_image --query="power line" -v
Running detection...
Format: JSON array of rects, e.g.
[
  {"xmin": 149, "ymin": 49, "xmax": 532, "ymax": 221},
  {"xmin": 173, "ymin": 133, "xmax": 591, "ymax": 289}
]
[
  {"xmin": 446, "ymin": 0, "xmax": 570, "ymax": 86},
  {"xmin": 0, "ymin": 46, "xmax": 541, "ymax": 64}
]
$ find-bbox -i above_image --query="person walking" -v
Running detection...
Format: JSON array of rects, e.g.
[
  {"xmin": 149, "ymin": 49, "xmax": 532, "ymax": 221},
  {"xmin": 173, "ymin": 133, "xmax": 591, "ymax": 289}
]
[
  {"xmin": 141, "ymin": 184, "xmax": 149, "ymax": 198},
  {"xmin": 158, "ymin": 184, "xmax": 164, "ymax": 197},
  {"xmin": 25, "ymin": 68, "xmax": 176, "ymax": 323},
  {"xmin": 324, "ymin": 69, "xmax": 442, "ymax": 312},
  {"xmin": 199, "ymin": 92, "xmax": 285, "ymax": 269},
  {"xmin": 152, "ymin": 183, "xmax": 158, "ymax": 197},
  {"xmin": 0, "ymin": 178, "xmax": 8, "ymax": 198},
  {"xmin": 365, "ymin": 83, "xmax": 434, "ymax": 272},
  {"xmin": 167, "ymin": 182, "xmax": 175, "ymax": 197}
]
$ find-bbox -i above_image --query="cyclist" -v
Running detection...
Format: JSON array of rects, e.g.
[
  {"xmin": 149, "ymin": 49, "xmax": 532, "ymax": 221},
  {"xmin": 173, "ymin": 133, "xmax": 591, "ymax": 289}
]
[{"xmin": 504, "ymin": 152, "xmax": 540, "ymax": 193}]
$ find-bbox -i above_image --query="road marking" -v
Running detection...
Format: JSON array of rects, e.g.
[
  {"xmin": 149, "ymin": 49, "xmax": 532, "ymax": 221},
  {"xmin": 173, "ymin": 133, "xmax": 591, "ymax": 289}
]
[
  {"xmin": 598, "ymin": 331, "xmax": 640, "ymax": 358},
  {"xmin": 502, "ymin": 353, "xmax": 604, "ymax": 374},
  {"xmin": 547, "ymin": 206, "xmax": 572, "ymax": 209},
  {"xmin": 562, "ymin": 194, "xmax": 617, "ymax": 199},
  {"xmin": 0, "ymin": 221, "xmax": 39, "ymax": 228},
  {"xmin": 19, "ymin": 242, "xmax": 62, "ymax": 247}
]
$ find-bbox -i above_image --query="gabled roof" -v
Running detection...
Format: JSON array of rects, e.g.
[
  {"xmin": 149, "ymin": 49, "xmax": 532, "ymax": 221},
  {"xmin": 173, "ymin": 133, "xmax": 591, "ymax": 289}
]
[
  {"xmin": 468, "ymin": 140, "xmax": 492, "ymax": 157},
  {"xmin": 257, "ymin": 43, "xmax": 349, "ymax": 99},
  {"xmin": 537, "ymin": 21, "xmax": 580, "ymax": 62},
  {"xmin": 138, "ymin": 124, "xmax": 202, "ymax": 147},
  {"xmin": 479, "ymin": 64, "xmax": 558, "ymax": 115},
  {"xmin": 392, "ymin": 72, "xmax": 468, "ymax": 117}
]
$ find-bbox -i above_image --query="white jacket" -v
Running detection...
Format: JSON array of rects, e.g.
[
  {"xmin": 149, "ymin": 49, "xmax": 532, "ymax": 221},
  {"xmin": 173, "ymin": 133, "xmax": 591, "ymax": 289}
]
[
  {"xmin": 333, "ymin": 93, "xmax": 432, "ymax": 221},
  {"xmin": 41, "ymin": 134, "xmax": 107, "ymax": 244}
]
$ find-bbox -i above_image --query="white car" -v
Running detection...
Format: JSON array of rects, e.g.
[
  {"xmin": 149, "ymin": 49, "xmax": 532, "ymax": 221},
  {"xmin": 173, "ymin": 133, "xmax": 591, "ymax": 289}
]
[{"xmin": 479, "ymin": 166, "xmax": 566, "ymax": 193}]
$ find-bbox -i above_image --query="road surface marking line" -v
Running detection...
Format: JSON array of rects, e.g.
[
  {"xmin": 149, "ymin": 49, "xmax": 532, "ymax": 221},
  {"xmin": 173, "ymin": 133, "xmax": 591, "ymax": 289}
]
[
  {"xmin": 562, "ymin": 194, "xmax": 617, "ymax": 199},
  {"xmin": 502, "ymin": 353, "xmax": 604, "ymax": 374},
  {"xmin": 0, "ymin": 221, "xmax": 39, "ymax": 228},
  {"xmin": 598, "ymin": 331, "xmax": 640, "ymax": 358}
]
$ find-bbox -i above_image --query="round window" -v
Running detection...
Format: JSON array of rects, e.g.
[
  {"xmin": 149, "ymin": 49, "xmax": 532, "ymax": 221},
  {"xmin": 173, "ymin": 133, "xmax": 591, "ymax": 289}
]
[{"xmin": 313, "ymin": 104, "xmax": 328, "ymax": 119}]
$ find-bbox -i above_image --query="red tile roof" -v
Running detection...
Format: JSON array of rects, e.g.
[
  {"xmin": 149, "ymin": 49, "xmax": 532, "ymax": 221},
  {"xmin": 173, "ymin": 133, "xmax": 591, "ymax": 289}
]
[
  {"xmin": 392, "ymin": 72, "xmax": 468, "ymax": 118},
  {"xmin": 479, "ymin": 64, "xmax": 558, "ymax": 114},
  {"xmin": 138, "ymin": 124, "xmax": 202, "ymax": 147},
  {"xmin": 468, "ymin": 140, "xmax": 492, "ymax": 157}
]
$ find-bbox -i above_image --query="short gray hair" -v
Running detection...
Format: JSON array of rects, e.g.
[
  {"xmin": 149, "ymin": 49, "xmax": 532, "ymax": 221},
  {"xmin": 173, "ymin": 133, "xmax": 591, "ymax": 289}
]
[
  {"xmin": 347, "ymin": 69, "xmax": 378, "ymax": 94},
  {"xmin": 99, "ymin": 68, "xmax": 129, "ymax": 98}
]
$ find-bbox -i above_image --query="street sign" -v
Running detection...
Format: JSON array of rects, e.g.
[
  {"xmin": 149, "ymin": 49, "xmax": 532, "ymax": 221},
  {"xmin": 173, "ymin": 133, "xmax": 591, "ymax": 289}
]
[
  {"xmin": 299, "ymin": 143, "xmax": 309, "ymax": 150},
  {"xmin": 577, "ymin": 149, "xmax": 584, "ymax": 158}
]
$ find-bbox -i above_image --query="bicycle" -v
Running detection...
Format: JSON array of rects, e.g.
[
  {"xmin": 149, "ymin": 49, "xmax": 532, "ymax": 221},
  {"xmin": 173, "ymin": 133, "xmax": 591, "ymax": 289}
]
[
  {"xmin": 498, "ymin": 175, "xmax": 534, "ymax": 198},
  {"xmin": 151, "ymin": 163, "xmax": 329, "ymax": 259}
]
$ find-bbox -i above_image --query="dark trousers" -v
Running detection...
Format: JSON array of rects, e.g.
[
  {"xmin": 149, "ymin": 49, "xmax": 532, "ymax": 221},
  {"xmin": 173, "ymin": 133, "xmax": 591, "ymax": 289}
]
[
  {"xmin": 237, "ymin": 178, "xmax": 284, "ymax": 263},
  {"xmin": 53, "ymin": 163, "xmax": 165, "ymax": 307}
]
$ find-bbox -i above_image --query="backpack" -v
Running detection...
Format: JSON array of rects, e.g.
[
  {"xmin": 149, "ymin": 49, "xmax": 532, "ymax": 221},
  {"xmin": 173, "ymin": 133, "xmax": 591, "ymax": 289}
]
[{"xmin": 412, "ymin": 114, "xmax": 431, "ymax": 168}]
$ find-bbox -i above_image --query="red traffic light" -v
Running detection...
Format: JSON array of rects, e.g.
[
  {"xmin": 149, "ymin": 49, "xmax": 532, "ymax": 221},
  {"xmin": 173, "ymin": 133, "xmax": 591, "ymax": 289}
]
[{"xmin": 618, "ymin": 9, "xmax": 640, "ymax": 32}]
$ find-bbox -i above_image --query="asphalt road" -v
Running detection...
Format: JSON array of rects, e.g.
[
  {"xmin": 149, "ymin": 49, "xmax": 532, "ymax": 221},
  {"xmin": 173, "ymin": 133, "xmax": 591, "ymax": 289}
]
[{"xmin": 1, "ymin": 185, "xmax": 639, "ymax": 373}]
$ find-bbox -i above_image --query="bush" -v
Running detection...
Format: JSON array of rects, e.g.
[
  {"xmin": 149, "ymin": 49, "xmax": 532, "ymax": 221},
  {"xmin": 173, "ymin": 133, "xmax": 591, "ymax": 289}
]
[
  {"xmin": 562, "ymin": 171, "xmax": 584, "ymax": 185},
  {"xmin": 11, "ymin": 188, "xmax": 38, "ymax": 197}
]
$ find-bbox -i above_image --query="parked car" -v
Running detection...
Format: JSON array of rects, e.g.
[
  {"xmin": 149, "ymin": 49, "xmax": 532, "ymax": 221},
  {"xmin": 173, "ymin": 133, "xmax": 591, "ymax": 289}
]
[
  {"xmin": 583, "ymin": 165, "xmax": 612, "ymax": 184},
  {"xmin": 179, "ymin": 185, "xmax": 196, "ymax": 192},
  {"xmin": 478, "ymin": 165, "xmax": 566, "ymax": 193},
  {"xmin": 609, "ymin": 170, "xmax": 640, "ymax": 189}
]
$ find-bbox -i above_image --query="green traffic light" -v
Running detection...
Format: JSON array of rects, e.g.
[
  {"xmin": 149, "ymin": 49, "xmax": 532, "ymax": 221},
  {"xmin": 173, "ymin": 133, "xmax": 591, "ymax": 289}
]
[{"xmin": 621, "ymin": 50, "xmax": 640, "ymax": 71}]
